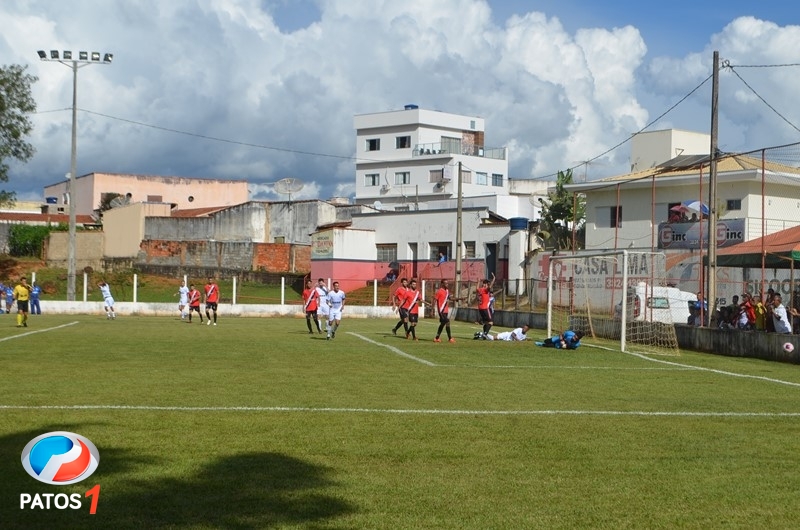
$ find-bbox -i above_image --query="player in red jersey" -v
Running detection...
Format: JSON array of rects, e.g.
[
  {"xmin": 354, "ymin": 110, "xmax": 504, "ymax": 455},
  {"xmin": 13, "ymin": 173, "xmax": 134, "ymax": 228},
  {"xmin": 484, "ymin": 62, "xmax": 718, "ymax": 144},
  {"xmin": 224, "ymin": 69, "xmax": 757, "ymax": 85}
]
[
  {"xmin": 476, "ymin": 272, "xmax": 495, "ymax": 338},
  {"xmin": 204, "ymin": 277, "xmax": 219, "ymax": 326},
  {"xmin": 303, "ymin": 278, "xmax": 322, "ymax": 334},
  {"xmin": 391, "ymin": 278, "xmax": 410, "ymax": 336},
  {"xmin": 432, "ymin": 279, "xmax": 462, "ymax": 343},
  {"xmin": 403, "ymin": 279, "xmax": 423, "ymax": 340},
  {"xmin": 187, "ymin": 283, "xmax": 203, "ymax": 323}
]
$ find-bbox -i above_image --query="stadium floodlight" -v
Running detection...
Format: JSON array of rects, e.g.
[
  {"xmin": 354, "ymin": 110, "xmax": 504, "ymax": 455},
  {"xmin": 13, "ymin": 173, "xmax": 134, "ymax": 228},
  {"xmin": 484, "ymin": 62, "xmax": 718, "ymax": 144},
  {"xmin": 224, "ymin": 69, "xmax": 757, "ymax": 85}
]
[{"xmin": 36, "ymin": 48, "xmax": 114, "ymax": 301}]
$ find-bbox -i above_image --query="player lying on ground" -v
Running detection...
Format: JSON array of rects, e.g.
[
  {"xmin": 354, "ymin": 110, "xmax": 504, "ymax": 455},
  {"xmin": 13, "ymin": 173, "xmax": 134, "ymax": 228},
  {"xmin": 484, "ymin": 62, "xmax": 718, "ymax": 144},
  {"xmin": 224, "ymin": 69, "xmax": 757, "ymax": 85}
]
[
  {"xmin": 535, "ymin": 330, "xmax": 583, "ymax": 349},
  {"xmin": 474, "ymin": 325, "xmax": 529, "ymax": 341}
]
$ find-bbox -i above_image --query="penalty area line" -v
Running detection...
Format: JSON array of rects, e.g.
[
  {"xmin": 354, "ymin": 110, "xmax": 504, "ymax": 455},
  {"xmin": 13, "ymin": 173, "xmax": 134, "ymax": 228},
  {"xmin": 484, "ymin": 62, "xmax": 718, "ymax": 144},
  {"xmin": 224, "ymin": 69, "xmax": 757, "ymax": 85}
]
[
  {"xmin": 0, "ymin": 321, "xmax": 79, "ymax": 342},
  {"xmin": 1, "ymin": 404, "xmax": 800, "ymax": 418},
  {"xmin": 347, "ymin": 332, "xmax": 436, "ymax": 366}
]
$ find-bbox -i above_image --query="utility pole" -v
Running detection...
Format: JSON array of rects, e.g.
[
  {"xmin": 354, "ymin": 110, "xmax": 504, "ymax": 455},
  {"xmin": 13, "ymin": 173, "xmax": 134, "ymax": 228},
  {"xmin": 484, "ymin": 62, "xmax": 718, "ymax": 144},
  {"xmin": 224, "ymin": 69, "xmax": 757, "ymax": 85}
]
[
  {"xmin": 706, "ymin": 50, "xmax": 720, "ymax": 323},
  {"xmin": 455, "ymin": 162, "xmax": 464, "ymax": 307}
]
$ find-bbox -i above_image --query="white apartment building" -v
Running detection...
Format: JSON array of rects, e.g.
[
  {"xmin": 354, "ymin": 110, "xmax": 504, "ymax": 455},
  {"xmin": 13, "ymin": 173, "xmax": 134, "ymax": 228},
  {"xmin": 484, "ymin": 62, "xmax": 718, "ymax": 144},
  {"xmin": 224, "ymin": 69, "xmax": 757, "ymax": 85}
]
[{"xmin": 354, "ymin": 105, "xmax": 521, "ymax": 215}]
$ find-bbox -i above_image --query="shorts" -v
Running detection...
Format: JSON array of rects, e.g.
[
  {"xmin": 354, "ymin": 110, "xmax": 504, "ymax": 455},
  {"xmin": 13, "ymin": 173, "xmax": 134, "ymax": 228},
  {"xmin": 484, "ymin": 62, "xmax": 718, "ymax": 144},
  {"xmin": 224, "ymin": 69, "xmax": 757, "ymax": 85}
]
[
  {"xmin": 318, "ymin": 304, "xmax": 330, "ymax": 317},
  {"xmin": 479, "ymin": 309, "xmax": 493, "ymax": 323},
  {"xmin": 16, "ymin": 300, "xmax": 29, "ymax": 312},
  {"xmin": 408, "ymin": 313, "xmax": 419, "ymax": 323},
  {"xmin": 398, "ymin": 308, "xmax": 409, "ymax": 320},
  {"xmin": 189, "ymin": 304, "xmax": 201, "ymax": 311},
  {"xmin": 329, "ymin": 308, "xmax": 342, "ymax": 321},
  {"xmin": 104, "ymin": 296, "xmax": 115, "ymax": 307},
  {"xmin": 438, "ymin": 312, "xmax": 451, "ymax": 324},
  {"xmin": 206, "ymin": 302, "xmax": 218, "ymax": 311},
  {"xmin": 306, "ymin": 310, "xmax": 318, "ymax": 318}
]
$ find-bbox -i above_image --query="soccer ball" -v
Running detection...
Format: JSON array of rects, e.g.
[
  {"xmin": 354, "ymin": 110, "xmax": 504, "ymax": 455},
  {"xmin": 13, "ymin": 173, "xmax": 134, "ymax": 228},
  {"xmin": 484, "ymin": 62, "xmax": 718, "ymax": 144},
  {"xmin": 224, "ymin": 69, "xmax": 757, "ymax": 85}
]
[{"xmin": 783, "ymin": 342, "xmax": 795, "ymax": 353}]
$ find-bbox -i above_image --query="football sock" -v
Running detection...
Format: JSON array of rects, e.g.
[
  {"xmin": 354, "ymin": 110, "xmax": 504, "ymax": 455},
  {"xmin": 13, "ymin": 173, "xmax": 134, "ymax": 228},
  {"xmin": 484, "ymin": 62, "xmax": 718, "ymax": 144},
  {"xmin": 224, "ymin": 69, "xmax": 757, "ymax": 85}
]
[
  {"xmin": 437, "ymin": 322, "xmax": 446, "ymax": 337},
  {"xmin": 306, "ymin": 318, "xmax": 313, "ymax": 333},
  {"xmin": 403, "ymin": 322, "xmax": 409, "ymax": 334},
  {"xmin": 483, "ymin": 323, "xmax": 492, "ymax": 334},
  {"xmin": 410, "ymin": 326, "xmax": 417, "ymax": 339},
  {"xmin": 16, "ymin": 314, "xmax": 22, "ymax": 326},
  {"xmin": 445, "ymin": 325, "xmax": 452, "ymax": 339}
]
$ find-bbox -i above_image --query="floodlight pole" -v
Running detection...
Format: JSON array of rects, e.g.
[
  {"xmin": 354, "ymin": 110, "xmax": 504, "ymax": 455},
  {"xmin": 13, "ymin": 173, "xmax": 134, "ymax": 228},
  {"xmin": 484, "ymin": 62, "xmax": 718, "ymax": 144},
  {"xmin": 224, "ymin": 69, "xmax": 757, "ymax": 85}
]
[
  {"xmin": 38, "ymin": 50, "xmax": 113, "ymax": 301},
  {"xmin": 706, "ymin": 50, "xmax": 720, "ymax": 322}
]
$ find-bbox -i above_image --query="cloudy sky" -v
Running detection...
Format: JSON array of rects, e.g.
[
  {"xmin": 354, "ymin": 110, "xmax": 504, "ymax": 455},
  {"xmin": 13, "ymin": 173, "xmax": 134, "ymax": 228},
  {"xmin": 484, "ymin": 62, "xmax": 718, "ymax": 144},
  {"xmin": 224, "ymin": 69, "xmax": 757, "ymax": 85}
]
[{"xmin": 3, "ymin": 0, "xmax": 800, "ymax": 202}]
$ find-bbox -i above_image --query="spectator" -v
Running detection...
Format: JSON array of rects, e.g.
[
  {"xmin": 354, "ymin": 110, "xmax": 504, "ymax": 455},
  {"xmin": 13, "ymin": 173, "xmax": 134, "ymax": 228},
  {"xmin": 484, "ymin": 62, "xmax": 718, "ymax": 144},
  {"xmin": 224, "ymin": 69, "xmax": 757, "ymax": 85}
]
[
  {"xmin": 765, "ymin": 288, "xmax": 776, "ymax": 332},
  {"xmin": 435, "ymin": 252, "xmax": 447, "ymax": 267},
  {"xmin": 694, "ymin": 292, "xmax": 708, "ymax": 327},
  {"xmin": 772, "ymin": 293, "xmax": 792, "ymax": 334},
  {"xmin": 738, "ymin": 293, "xmax": 755, "ymax": 330},
  {"xmin": 30, "ymin": 282, "xmax": 42, "ymax": 315},
  {"xmin": 753, "ymin": 295, "xmax": 767, "ymax": 331},
  {"xmin": 793, "ymin": 287, "xmax": 800, "ymax": 334}
]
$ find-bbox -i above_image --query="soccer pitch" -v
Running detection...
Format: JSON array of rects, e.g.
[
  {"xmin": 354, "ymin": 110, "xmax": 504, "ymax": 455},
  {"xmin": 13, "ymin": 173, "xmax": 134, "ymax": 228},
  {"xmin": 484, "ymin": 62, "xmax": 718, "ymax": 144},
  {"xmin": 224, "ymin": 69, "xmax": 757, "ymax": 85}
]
[{"xmin": 3, "ymin": 314, "xmax": 800, "ymax": 528}]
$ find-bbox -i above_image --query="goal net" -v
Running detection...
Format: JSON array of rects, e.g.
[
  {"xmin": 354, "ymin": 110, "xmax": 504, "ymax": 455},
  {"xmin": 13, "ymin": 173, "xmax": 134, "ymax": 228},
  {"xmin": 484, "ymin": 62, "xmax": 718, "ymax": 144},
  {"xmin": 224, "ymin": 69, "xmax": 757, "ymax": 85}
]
[{"xmin": 546, "ymin": 251, "xmax": 681, "ymax": 355}]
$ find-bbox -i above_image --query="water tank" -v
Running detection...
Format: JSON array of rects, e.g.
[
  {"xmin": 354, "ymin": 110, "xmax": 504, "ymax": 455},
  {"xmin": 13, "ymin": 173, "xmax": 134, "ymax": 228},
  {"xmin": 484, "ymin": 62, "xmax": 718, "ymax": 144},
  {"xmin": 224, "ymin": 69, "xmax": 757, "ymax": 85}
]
[
  {"xmin": 509, "ymin": 217, "xmax": 529, "ymax": 231},
  {"xmin": 404, "ymin": 104, "xmax": 419, "ymax": 110},
  {"xmin": 45, "ymin": 196, "xmax": 58, "ymax": 204}
]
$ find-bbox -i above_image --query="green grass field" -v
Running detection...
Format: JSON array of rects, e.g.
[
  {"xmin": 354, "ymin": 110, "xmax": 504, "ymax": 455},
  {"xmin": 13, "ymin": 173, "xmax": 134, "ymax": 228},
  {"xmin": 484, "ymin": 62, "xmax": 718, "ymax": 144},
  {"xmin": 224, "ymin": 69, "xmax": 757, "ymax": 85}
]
[{"xmin": 2, "ymin": 314, "xmax": 800, "ymax": 529}]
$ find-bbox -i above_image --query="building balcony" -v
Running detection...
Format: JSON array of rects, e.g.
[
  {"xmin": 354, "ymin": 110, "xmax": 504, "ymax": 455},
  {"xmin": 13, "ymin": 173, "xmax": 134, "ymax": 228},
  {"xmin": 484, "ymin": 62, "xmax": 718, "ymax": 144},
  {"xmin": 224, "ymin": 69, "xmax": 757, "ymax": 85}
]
[{"xmin": 413, "ymin": 142, "xmax": 506, "ymax": 160}]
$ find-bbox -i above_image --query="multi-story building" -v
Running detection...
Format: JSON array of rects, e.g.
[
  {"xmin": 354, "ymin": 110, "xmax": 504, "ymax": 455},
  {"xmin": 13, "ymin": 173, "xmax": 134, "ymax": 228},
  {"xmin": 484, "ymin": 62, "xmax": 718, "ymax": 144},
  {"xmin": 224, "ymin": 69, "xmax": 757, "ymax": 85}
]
[{"xmin": 354, "ymin": 105, "xmax": 520, "ymax": 215}]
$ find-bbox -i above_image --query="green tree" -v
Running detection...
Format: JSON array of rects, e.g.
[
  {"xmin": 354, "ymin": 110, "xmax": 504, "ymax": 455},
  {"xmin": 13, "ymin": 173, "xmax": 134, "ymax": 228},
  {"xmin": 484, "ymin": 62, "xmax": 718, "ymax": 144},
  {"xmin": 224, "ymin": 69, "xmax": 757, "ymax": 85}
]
[
  {"xmin": 8, "ymin": 224, "xmax": 51, "ymax": 257},
  {"xmin": 0, "ymin": 64, "xmax": 37, "ymax": 206},
  {"xmin": 538, "ymin": 169, "xmax": 586, "ymax": 250}
]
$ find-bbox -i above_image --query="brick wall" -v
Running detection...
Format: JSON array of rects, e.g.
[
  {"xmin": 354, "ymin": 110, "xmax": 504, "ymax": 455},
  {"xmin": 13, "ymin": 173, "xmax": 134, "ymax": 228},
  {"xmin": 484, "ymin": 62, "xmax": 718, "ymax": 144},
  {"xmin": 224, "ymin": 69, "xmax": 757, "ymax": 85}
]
[{"xmin": 138, "ymin": 240, "xmax": 310, "ymax": 274}]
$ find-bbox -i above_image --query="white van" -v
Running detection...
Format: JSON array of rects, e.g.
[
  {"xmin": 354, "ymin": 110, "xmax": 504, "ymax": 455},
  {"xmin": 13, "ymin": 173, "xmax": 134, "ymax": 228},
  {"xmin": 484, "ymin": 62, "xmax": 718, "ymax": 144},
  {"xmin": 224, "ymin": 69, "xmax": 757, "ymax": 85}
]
[{"xmin": 614, "ymin": 282, "xmax": 697, "ymax": 324}]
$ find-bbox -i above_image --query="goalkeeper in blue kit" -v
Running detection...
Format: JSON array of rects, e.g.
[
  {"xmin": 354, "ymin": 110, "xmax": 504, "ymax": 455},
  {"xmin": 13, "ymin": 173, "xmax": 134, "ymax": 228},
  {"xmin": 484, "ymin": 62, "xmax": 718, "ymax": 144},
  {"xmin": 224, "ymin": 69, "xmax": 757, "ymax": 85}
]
[{"xmin": 535, "ymin": 330, "xmax": 583, "ymax": 350}]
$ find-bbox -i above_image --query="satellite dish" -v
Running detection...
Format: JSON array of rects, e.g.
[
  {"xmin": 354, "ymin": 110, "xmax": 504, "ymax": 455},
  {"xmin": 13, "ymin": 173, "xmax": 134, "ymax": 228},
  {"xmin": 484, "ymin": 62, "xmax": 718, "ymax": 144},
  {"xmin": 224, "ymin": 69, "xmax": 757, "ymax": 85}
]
[
  {"xmin": 273, "ymin": 178, "xmax": 305, "ymax": 201},
  {"xmin": 373, "ymin": 200, "xmax": 383, "ymax": 210}
]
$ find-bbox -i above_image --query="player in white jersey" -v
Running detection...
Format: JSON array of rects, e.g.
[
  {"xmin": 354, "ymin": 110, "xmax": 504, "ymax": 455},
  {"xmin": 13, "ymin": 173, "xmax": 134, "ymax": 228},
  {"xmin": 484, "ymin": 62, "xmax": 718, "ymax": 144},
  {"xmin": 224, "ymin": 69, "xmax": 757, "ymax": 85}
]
[
  {"xmin": 315, "ymin": 278, "xmax": 331, "ymax": 335},
  {"xmin": 98, "ymin": 281, "xmax": 116, "ymax": 319},
  {"xmin": 326, "ymin": 281, "xmax": 346, "ymax": 340},
  {"xmin": 483, "ymin": 325, "xmax": 529, "ymax": 341},
  {"xmin": 176, "ymin": 280, "xmax": 189, "ymax": 319}
]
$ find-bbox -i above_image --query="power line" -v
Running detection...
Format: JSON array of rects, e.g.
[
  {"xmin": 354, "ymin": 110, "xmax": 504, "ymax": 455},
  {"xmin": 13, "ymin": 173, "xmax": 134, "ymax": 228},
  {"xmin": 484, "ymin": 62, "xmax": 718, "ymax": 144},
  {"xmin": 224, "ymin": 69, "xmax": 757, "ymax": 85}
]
[
  {"xmin": 725, "ymin": 65, "xmax": 800, "ymax": 135},
  {"xmin": 527, "ymin": 73, "xmax": 715, "ymax": 181}
]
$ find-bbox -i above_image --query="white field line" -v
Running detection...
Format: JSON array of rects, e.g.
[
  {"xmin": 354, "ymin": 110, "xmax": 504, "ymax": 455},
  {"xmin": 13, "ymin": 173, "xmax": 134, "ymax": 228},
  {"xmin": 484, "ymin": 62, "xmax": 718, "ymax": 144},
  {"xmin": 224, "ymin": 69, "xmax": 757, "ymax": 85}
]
[
  {"xmin": 0, "ymin": 321, "xmax": 79, "ymax": 341},
  {"xmin": 348, "ymin": 332, "xmax": 436, "ymax": 366},
  {"xmin": 619, "ymin": 348, "xmax": 800, "ymax": 388},
  {"xmin": 437, "ymin": 364, "xmax": 692, "ymax": 370},
  {"xmin": 1, "ymin": 404, "xmax": 800, "ymax": 418}
]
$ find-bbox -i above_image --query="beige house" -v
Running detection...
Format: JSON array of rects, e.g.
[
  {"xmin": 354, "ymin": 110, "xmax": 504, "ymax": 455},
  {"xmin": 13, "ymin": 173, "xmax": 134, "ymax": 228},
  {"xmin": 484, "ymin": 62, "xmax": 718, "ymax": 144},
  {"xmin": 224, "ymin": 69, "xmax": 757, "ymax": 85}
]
[{"xmin": 43, "ymin": 172, "xmax": 249, "ymax": 217}]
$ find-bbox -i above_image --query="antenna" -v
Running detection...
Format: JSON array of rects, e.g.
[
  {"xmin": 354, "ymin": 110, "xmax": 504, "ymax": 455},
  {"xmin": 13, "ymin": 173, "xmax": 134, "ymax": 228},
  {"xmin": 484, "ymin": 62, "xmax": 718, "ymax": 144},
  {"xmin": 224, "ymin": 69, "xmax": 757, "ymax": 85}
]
[
  {"xmin": 273, "ymin": 178, "xmax": 305, "ymax": 201},
  {"xmin": 373, "ymin": 200, "xmax": 383, "ymax": 210}
]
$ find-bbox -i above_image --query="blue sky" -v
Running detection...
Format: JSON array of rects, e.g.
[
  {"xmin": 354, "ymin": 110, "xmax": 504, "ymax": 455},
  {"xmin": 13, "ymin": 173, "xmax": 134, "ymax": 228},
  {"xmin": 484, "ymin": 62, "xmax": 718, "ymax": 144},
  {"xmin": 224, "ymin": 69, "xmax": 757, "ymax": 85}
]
[{"xmin": 3, "ymin": 0, "xmax": 800, "ymax": 202}]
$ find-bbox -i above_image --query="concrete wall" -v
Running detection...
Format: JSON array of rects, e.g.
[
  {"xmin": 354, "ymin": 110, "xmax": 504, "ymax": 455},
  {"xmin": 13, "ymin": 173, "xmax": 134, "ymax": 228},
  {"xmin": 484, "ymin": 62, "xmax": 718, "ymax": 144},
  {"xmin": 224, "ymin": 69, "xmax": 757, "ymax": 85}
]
[
  {"xmin": 45, "ymin": 231, "xmax": 105, "ymax": 270},
  {"xmin": 104, "ymin": 202, "xmax": 172, "ymax": 257},
  {"xmin": 137, "ymin": 240, "xmax": 310, "ymax": 273}
]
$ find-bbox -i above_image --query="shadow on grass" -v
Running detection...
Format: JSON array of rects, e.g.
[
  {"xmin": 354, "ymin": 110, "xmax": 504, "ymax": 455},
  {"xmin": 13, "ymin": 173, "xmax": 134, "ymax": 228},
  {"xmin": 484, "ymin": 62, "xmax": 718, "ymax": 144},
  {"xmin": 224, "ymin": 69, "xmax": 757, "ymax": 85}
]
[{"xmin": 2, "ymin": 425, "xmax": 355, "ymax": 529}]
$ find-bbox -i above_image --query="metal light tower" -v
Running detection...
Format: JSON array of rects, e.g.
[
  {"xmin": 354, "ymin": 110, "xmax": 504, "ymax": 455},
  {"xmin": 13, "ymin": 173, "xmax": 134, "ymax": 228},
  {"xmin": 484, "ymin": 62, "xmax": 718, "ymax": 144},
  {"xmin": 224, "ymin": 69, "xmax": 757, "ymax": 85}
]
[{"xmin": 37, "ymin": 49, "xmax": 113, "ymax": 301}]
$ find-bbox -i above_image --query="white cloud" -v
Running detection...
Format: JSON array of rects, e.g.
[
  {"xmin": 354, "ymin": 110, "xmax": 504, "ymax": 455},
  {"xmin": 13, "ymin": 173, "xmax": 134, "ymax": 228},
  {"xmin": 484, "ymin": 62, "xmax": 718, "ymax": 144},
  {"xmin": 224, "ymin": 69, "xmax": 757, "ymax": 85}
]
[{"xmin": 2, "ymin": 2, "xmax": 799, "ymax": 203}]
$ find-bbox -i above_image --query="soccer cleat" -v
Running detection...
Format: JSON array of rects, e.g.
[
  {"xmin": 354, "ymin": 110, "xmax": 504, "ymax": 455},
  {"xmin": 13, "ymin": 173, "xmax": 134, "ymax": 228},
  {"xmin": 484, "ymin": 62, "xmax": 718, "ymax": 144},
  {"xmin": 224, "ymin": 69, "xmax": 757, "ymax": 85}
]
[
  {"xmin": 326, "ymin": 335, "xmax": 331, "ymax": 340},
  {"xmin": 207, "ymin": 320, "xmax": 211, "ymax": 326},
  {"xmin": 433, "ymin": 338, "xmax": 441, "ymax": 343},
  {"xmin": 23, "ymin": 322, "xmax": 27, "ymax": 327},
  {"xmin": 449, "ymin": 338, "xmax": 456, "ymax": 343},
  {"xmin": 392, "ymin": 328, "xmax": 397, "ymax": 335},
  {"xmin": 413, "ymin": 338, "xmax": 419, "ymax": 341},
  {"xmin": 331, "ymin": 332, "xmax": 335, "ymax": 339},
  {"xmin": 213, "ymin": 323, "xmax": 217, "ymax": 326},
  {"xmin": 535, "ymin": 341, "xmax": 544, "ymax": 346}
]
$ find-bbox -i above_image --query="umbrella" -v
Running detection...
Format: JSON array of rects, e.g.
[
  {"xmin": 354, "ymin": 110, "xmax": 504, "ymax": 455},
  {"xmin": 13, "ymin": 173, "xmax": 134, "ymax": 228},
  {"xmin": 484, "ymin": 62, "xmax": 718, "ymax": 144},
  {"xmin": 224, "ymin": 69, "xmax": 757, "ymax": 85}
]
[{"xmin": 679, "ymin": 200, "xmax": 709, "ymax": 216}]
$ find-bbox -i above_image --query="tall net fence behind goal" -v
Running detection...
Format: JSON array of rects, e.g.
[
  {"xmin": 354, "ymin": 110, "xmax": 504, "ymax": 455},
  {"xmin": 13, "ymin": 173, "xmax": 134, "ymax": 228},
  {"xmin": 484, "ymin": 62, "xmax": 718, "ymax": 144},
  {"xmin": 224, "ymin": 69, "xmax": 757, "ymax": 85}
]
[{"xmin": 547, "ymin": 251, "xmax": 681, "ymax": 356}]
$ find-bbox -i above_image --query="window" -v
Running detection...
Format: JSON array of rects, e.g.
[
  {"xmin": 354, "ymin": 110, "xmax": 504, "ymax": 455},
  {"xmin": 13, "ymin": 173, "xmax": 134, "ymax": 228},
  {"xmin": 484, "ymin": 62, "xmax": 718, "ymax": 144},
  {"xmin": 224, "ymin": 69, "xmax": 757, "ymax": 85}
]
[
  {"xmin": 394, "ymin": 172, "xmax": 410, "ymax": 185},
  {"xmin": 470, "ymin": 120, "xmax": 476, "ymax": 130},
  {"xmin": 441, "ymin": 136, "xmax": 461, "ymax": 154},
  {"xmin": 460, "ymin": 170, "xmax": 472, "ymax": 184},
  {"xmin": 429, "ymin": 169, "xmax": 443, "ymax": 183},
  {"xmin": 464, "ymin": 241, "xmax": 476, "ymax": 258},
  {"xmin": 610, "ymin": 206, "xmax": 622, "ymax": 228},
  {"xmin": 366, "ymin": 138, "xmax": 380, "ymax": 151},
  {"xmin": 396, "ymin": 136, "xmax": 411, "ymax": 149},
  {"xmin": 364, "ymin": 173, "xmax": 380, "ymax": 186},
  {"xmin": 429, "ymin": 242, "xmax": 452, "ymax": 261},
  {"xmin": 476, "ymin": 172, "xmax": 488, "ymax": 185},
  {"xmin": 395, "ymin": 206, "xmax": 410, "ymax": 212},
  {"xmin": 727, "ymin": 199, "xmax": 742, "ymax": 211},
  {"xmin": 377, "ymin": 244, "xmax": 397, "ymax": 262},
  {"xmin": 274, "ymin": 236, "xmax": 285, "ymax": 243},
  {"xmin": 147, "ymin": 195, "xmax": 162, "ymax": 202},
  {"xmin": 491, "ymin": 173, "xmax": 503, "ymax": 187}
]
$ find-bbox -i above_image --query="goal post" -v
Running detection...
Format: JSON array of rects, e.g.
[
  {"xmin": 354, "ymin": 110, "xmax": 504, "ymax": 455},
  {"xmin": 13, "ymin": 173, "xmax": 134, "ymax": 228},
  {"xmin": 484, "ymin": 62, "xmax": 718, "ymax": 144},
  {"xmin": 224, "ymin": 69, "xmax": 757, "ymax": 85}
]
[{"xmin": 547, "ymin": 250, "xmax": 681, "ymax": 355}]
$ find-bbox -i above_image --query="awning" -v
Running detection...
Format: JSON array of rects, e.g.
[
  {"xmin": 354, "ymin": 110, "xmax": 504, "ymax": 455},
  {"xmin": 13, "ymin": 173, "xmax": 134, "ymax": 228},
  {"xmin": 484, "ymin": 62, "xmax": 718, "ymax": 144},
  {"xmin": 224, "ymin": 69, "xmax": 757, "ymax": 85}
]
[{"xmin": 715, "ymin": 225, "xmax": 800, "ymax": 268}]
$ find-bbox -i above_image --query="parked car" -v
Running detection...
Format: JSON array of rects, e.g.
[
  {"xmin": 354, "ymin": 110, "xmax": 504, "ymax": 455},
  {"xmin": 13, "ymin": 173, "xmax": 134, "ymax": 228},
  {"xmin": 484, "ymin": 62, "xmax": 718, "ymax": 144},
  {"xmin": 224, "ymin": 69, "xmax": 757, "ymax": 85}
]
[{"xmin": 614, "ymin": 282, "xmax": 697, "ymax": 324}]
